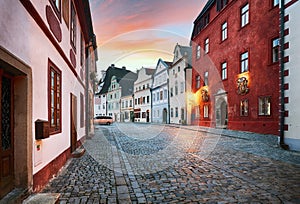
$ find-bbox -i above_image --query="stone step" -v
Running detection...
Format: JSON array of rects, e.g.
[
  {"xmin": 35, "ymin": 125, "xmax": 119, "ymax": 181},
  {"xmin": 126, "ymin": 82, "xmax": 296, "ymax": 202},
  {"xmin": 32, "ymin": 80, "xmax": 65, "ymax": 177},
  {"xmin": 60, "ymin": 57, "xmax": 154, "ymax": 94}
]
[
  {"xmin": 72, "ymin": 146, "xmax": 85, "ymax": 158},
  {"xmin": 22, "ymin": 193, "xmax": 60, "ymax": 204}
]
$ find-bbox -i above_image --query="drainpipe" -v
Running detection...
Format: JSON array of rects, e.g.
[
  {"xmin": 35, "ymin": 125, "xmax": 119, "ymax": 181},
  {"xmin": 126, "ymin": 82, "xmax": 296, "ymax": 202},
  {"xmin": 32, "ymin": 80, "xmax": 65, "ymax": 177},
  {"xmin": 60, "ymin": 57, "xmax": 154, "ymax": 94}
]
[
  {"xmin": 279, "ymin": 0, "xmax": 289, "ymax": 150},
  {"xmin": 85, "ymin": 43, "xmax": 91, "ymax": 139}
]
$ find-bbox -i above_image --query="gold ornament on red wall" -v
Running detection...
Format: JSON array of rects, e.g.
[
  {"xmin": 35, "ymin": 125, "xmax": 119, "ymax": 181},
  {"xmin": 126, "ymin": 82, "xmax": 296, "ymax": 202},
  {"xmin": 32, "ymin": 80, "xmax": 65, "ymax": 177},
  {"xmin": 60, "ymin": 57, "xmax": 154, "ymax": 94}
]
[
  {"xmin": 201, "ymin": 88, "xmax": 209, "ymax": 102},
  {"xmin": 237, "ymin": 77, "xmax": 249, "ymax": 95}
]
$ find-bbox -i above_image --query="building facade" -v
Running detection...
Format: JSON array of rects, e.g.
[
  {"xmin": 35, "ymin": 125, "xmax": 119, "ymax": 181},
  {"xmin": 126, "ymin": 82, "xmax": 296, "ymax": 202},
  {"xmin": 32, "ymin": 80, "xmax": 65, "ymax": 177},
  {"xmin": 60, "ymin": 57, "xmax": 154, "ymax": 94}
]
[
  {"xmin": 191, "ymin": 0, "xmax": 280, "ymax": 135},
  {"xmin": 133, "ymin": 67, "xmax": 155, "ymax": 123},
  {"xmin": 0, "ymin": 0, "xmax": 97, "ymax": 198},
  {"xmin": 169, "ymin": 44, "xmax": 192, "ymax": 124},
  {"xmin": 152, "ymin": 59, "xmax": 171, "ymax": 124},
  {"xmin": 120, "ymin": 95, "xmax": 134, "ymax": 122},
  {"xmin": 280, "ymin": 0, "xmax": 300, "ymax": 151}
]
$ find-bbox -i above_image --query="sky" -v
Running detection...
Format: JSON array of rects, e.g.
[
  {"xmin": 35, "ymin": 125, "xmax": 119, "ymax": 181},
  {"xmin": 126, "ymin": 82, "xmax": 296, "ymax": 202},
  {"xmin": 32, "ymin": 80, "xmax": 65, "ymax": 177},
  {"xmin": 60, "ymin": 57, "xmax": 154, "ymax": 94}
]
[{"xmin": 89, "ymin": 0, "xmax": 207, "ymax": 75}]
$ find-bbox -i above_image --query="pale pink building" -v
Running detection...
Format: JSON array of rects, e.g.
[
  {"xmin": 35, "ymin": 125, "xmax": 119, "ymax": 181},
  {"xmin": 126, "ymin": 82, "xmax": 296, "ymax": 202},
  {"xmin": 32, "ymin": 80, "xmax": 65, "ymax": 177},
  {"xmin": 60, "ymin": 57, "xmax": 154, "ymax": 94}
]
[{"xmin": 0, "ymin": 0, "xmax": 97, "ymax": 198}]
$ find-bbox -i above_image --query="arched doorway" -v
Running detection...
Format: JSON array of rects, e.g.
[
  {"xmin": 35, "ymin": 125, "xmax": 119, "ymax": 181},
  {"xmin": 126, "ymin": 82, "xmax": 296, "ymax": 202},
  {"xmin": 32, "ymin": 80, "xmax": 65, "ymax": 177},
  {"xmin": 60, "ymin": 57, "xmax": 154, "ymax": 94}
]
[
  {"xmin": 162, "ymin": 108, "xmax": 167, "ymax": 124},
  {"xmin": 215, "ymin": 97, "xmax": 228, "ymax": 128}
]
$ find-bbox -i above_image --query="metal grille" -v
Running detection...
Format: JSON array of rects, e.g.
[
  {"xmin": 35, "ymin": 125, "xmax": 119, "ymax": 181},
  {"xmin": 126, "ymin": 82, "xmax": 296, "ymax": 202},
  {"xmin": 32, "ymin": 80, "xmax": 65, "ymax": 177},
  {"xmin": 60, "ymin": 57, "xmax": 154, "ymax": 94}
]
[{"xmin": 2, "ymin": 77, "xmax": 11, "ymax": 150}]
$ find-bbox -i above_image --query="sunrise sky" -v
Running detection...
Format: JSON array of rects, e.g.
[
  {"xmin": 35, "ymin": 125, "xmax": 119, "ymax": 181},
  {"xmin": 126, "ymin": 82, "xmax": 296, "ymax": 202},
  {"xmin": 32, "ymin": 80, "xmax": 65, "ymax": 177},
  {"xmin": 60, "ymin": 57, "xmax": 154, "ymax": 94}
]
[{"xmin": 89, "ymin": 0, "xmax": 207, "ymax": 74}]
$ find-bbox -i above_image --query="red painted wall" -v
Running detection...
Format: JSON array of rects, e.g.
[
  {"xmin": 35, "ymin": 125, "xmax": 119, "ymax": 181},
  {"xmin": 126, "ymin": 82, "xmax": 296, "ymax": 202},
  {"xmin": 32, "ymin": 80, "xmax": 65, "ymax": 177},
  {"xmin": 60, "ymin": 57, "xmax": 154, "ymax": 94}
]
[{"xmin": 191, "ymin": 0, "xmax": 280, "ymax": 135}]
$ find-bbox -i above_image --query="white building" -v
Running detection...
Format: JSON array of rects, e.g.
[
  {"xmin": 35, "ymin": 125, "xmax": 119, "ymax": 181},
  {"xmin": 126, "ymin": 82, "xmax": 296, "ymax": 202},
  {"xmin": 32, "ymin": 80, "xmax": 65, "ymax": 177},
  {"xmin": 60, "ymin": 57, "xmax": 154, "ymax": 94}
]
[
  {"xmin": 94, "ymin": 71, "xmax": 107, "ymax": 116},
  {"xmin": 169, "ymin": 44, "xmax": 192, "ymax": 125},
  {"xmin": 0, "ymin": 0, "xmax": 97, "ymax": 197},
  {"xmin": 152, "ymin": 59, "xmax": 172, "ymax": 124},
  {"xmin": 107, "ymin": 76, "xmax": 121, "ymax": 121},
  {"xmin": 120, "ymin": 95, "xmax": 134, "ymax": 122},
  {"xmin": 134, "ymin": 67, "xmax": 155, "ymax": 123},
  {"xmin": 281, "ymin": 0, "xmax": 300, "ymax": 151}
]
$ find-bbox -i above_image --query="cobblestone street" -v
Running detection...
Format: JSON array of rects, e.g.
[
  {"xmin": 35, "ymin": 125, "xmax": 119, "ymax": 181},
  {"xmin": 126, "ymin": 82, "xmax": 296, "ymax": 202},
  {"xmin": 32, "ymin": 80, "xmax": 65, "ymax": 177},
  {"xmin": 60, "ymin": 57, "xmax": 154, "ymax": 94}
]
[{"xmin": 43, "ymin": 123, "xmax": 300, "ymax": 203}]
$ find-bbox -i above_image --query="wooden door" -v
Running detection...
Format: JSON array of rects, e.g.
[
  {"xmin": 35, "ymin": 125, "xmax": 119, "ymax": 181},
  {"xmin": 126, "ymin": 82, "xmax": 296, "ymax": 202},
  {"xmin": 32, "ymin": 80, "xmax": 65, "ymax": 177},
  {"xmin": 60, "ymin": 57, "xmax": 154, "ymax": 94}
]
[
  {"xmin": 0, "ymin": 72, "xmax": 14, "ymax": 198},
  {"xmin": 70, "ymin": 93, "xmax": 77, "ymax": 153}
]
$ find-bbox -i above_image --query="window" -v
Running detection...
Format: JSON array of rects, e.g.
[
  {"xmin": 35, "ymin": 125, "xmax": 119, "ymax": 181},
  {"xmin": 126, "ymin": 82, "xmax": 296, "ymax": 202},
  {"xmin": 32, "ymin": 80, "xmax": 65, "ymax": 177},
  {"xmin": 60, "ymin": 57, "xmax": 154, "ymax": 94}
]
[
  {"xmin": 175, "ymin": 107, "xmax": 178, "ymax": 117},
  {"xmin": 122, "ymin": 101, "xmax": 124, "ymax": 108},
  {"xmin": 130, "ymin": 100, "xmax": 132, "ymax": 107},
  {"xmin": 241, "ymin": 3, "xmax": 249, "ymax": 27},
  {"xmin": 138, "ymin": 98, "xmax": 140, "ymax": 105},
  {"xmin": 171, "ymin": 108, "xmax": 174, "ymax": 117},
  {"xmin": 196, "ymin": 75, "xmax": 201, "ymax": 89},
  {"xmin": 143, "ymin": 97, "xmax": 146, "ymax": 104},
  {"xmin": 259, "ymin": 97, "xmax": 271, "ymax": 116},
  {"xmin": 125, "ymin": 101, "xmax": 128, "ymax": 108},
  {"xmin": 50, "ymin": 0, "xmax": 61, "ymax": 19},
  {"xmin": 240, "ymin": 99, "xmax": 249, "ymax": 116},
  {"xmin": 273, "ymin": 0, "xmax": 279, "ymax": 7},
  {"xmin": 272, "ymin": 38, "xmax": 279, "ymax": 63},
  {"xmin": 164, "ymin": 90, "xmax": 167, "ymax": 99},
  {"xmin": 102, "ymin": 103, "xmax": 105, "ymax": 109},
  {"xmin": 221, "ymin": 22, "xmax": 227, "ymax": 41},
  {"xmin": 80, "ymin": 93, "xmax": 84, "ymax": 128},
  {"xmin": 173, "ymin": 69, "xmax": 175, "ymax": 75},
  {"xmin": 204, "ymin": 72, "xmax": 209, "ymax": 86},
  {"xmin": 205, "ymin": 38, "xmax": 209, "ymax": 54},
  {"xmin": 170, "ymin": 88, "xmax": 173, "ymax": 97},
  {"xmin": 160, "ymin": 91, "xmax": 163, "ymax": 100},
  {"xmin": 204, "ymin": 105, "xmax": 209, "ymax": 118},
  {"xmin": 135, "ymin": 98, "xmax": 137, "ymax": 105},
  {"xmin": 157, "ymin": 92, "xmax": 159, "ymax": 101},
  {"xmin": 195, "ymin": 106, "xmax": 200, "ymax": 118},
  {"xmin": 221, "ymin": 62, "xmax": 227, "ymax": 80},
  {"xmin": 178, "ymin": 66, "xmax": 180, "ymax": 72},
  {"xmin": 180, "ymin": 82, "xmax": 184, "ymax": 93},
  {"xmin": 70, "ymin": 1, "xmax": 76, "ymax": 50},
  {"xmin": 147, "ymin": 96, "xmax": 150, "ymax": 103},
  {"xmin": 196, "ymin": 45, "xmax": 201, "ymax": 59},
  {"xmin": 175, "ymin": 81, "xmax": 178, "ymax": 95},
  {"xmin": 216, "ymin": 0, "xmax": 228, "ymax": 11},
  {"xmin": 48, "ymin": 60, "xmax": 62, "ymax": 134},
  {"xmin": 62, "ymin": 0, "xmax": 69, "ymax": 27},
  {"xmin": 80, "ymin": 34, "xmax": 84, "ymax": 66},
  {"xmin": 142, "ymin": 112, "xmax": 146, "ymax": 118},
  {"xmin": 241, "ymin": 52, "xmax": 249, "ymax": 73}
]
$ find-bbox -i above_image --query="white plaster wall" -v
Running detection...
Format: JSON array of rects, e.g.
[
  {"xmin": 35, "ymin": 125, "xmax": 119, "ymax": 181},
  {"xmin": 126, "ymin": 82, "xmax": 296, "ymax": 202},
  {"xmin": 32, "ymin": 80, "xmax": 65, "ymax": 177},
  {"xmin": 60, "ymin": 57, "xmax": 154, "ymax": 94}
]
[
  {"xmin": 284, "ymin": 1, "xmax": 300, "ymax": 150},
  {"xmin": 169, "ymin": 60, "xmax": 186, "ymax": 124},
  {"xmin": 0, "ymin": 0, "xmax": 86, "ymax": 174}
]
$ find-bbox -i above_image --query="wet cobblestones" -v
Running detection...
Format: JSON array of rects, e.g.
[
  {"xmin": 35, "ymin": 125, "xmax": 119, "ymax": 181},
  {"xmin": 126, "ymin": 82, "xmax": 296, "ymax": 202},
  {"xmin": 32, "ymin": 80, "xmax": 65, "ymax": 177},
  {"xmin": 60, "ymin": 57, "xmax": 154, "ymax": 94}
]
[{"xmin": 43, "ymin": 123, "xmax": 300, "ymax": 203}]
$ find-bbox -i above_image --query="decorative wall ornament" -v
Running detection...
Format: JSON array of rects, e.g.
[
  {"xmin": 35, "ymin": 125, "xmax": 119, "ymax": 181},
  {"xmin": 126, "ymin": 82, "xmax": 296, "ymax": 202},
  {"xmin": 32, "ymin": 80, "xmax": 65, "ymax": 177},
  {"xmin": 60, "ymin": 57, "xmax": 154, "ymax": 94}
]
[
  {"xmin": 201, "ymin": 88, "xmax": 209, "ymax": 102},
  {"xmin": 237, "ymin": 77, "xmax": 249, "ymax": 95}
]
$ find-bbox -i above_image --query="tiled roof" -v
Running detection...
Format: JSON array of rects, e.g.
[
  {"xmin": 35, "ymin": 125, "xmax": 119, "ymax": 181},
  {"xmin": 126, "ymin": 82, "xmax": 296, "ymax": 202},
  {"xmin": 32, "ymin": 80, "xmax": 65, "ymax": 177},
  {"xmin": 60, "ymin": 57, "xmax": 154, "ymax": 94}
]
[
  {"xmin": 97, "ymin": 66, "xmax": 136, "ymax": 95},
  {"xmin": 145, "ymin": 68, "xmax": 156, "ymax": 76}
]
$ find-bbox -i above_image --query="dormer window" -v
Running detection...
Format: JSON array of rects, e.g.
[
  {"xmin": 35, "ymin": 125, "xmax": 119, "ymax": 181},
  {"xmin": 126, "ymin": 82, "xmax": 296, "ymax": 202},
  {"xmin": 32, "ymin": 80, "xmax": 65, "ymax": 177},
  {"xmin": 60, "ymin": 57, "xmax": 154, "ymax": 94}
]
[{"xmin": 216, "ymin": 0, "xmax": 228, "ymax": 12}]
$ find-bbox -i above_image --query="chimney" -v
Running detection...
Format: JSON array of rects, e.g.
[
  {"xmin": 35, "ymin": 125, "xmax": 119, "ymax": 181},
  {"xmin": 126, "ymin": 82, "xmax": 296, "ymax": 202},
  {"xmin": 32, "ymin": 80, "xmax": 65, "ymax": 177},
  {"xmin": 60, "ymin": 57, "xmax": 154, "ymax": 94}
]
[
  {"xmin": 122, "ymin": 66, "xmax": 126, "ymax": 70},
  {"xmin": 111, "ymin": 64, "xmax": 115, "ymax": 68}
]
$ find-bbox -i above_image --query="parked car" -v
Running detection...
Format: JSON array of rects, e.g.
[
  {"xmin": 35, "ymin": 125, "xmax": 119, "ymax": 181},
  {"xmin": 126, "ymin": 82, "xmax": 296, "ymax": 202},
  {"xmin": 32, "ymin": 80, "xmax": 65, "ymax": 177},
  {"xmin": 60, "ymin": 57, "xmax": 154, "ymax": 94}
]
[{"xmin": 94, "ymin": 116, "xmax": 113, "ymax": 125}]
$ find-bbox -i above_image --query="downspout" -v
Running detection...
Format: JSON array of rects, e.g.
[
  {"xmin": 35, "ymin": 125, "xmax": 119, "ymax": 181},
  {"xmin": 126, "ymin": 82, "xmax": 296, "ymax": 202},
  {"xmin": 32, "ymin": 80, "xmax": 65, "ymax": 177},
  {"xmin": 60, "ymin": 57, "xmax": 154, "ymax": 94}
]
[{"xmin": 279, "ymin": 0, "xmax": 289, "ymax": 149}]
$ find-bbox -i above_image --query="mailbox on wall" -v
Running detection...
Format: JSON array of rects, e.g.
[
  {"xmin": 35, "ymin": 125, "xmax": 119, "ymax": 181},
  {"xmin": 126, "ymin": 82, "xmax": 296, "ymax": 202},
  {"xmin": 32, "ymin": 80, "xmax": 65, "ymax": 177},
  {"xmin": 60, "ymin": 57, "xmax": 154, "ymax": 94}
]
[{"xmin": 35, "ymin": 119, "xmax": 49, "ymax": 140}]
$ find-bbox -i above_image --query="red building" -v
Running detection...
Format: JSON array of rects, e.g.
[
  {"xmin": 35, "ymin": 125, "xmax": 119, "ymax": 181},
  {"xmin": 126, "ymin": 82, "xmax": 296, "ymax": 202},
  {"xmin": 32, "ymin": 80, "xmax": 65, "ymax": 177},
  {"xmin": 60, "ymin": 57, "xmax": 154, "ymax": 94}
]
[{"xmin": 191, "ymin": 0, "xmax": 280, "ymax": 135}]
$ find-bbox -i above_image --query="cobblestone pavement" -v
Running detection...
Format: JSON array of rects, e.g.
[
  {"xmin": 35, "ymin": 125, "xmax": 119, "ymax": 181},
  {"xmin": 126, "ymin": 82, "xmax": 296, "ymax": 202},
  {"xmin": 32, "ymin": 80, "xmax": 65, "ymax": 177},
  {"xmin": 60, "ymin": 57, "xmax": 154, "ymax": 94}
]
[{"xmin": 43, "ymin": 123, "xmax": 300, "ymax": 203}]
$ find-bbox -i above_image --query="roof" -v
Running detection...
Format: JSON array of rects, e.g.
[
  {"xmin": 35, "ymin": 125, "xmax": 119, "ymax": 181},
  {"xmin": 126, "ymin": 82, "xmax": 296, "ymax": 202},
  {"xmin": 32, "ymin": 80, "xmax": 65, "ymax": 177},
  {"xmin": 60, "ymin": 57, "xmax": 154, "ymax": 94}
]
[
  {"xmin": 178, "ymin": 45, "xmax": 192, "ymax": 67},
  {"xmin": 164, "ymin": 61, "xmax": 173, "ymax": 67},
  {"xmin": 145, "ymin": 68, "xmax": 156, "ymax": 76},
  {"xmin": 97, "ymin": 65, "xmax": 136, "ymax": 95},
  {"xmin": 191, "ymin": 0, "xmax": 215, "ymax": 40}
]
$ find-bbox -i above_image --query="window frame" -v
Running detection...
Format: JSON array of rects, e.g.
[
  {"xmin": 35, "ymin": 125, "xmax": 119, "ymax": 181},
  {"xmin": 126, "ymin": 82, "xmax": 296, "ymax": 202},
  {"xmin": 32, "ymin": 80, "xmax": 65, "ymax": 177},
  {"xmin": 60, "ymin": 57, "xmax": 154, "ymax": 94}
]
[
  {"xmin": 196, "ymin": 75, "xmax": 201, "ymax": 89},
  {"xmin": 49, "ymin": 0, "xmax": 61, "ymax": 21},
  {"xmin": 204, "ymin": 71, "xmax": 209, "ymax": 86},
  {"xmin": 70, "ymin": 1, "xmax": 77, "ymax": 52},
  {"xmin": 221, "ymin": 62, "xmax": 227, "ymax": 80},
  {"xmin": 241, "ymin": 3, "xmax": 249, "ymax": 28},
  {"xmin": 221, "ymin": 21, "xmax": 228, "ymax": 41},
  {"xmin": 240, "ymin": 51, "xmax": 249, "ymax": 73},
  {"xmin": 258, "ymin": 96, "xmax": 271, "ymax": 116},
  {"xmin": 48, "ymin": 60, "xmax": 62, "ymax": 135},
  {"xmin": 204, "ymin": 105, "xmax": 209, "ymax": 118},
  {"xmin": 196, "ymin": 45, "xmax": 201, "ymax": 59},
  {"xmin": 272, "ymin": 37, "xmax": 280, "ymax": 63},
  {"xmin": 204, "ymin": 38, "xmax": 209, "ymax": 54},
  {"xmin": 240, "ymin": 99, "xmax": 249, "ymax": 117}
]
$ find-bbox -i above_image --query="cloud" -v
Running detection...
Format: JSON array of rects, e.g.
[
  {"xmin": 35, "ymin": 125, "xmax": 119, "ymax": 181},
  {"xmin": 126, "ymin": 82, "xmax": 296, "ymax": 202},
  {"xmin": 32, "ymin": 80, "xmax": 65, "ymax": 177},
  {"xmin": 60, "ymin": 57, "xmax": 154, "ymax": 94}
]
[{"xmin": 91, "ymin": 0, "xmax": 206, "ymax": 44}]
